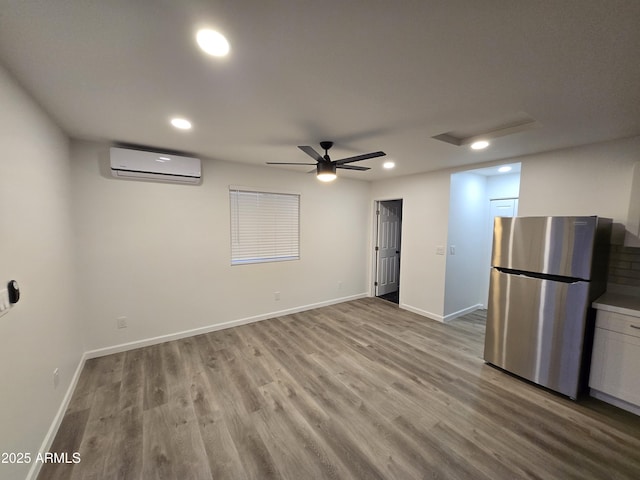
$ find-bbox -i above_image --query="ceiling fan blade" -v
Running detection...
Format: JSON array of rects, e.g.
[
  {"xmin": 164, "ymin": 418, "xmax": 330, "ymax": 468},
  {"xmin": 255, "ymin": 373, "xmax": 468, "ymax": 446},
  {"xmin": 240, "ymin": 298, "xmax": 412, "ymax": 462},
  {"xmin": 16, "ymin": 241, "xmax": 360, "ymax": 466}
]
[
  {"xmin": 266, "ymin": 162, "xmax": 317, "ymax": 165},
  {"xmin": 336, "ymin": 165, "xmax": 370, "ymax": 171},
  {"xmin": 298, "ymin": 145, "xmax": 324, "ymax": 162},
  {"xmin": 334, "ymin": 151, "xmax": 386, "ymax": 165}
]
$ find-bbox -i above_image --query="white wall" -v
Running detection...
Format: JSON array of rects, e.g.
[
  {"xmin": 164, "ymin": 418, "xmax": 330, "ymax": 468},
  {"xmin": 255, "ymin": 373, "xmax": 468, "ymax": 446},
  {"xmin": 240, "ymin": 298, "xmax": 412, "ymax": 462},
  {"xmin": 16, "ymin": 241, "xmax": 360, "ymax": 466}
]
[
  {"xmin": 370, "ymin": 170, "xmax": 450, "ymax": 320},
  {"xmin": 0, "ymin": 65, "xmax": 82, "ymax": 480},
  {"xmin": 370, "ymin": 137, "xmax": 638, "ymax": 322},
  {"xmin": 71, "ymin": 140, "xmax": 371, "ymax": 352},
  {"xmin": 67, "ymin": 129, "xmax": 640, "ymax": 352},
  {"xmin": 519, "ymin": 137, "xmax": 639, "ymax": 228},
  {"xmin": 443, "ymin": 170, "xmax": 521, "ymax": 318},
  {"xmin": 487, "ymin": 172, "xmax": 520, "ymax": 199},
  {"xmin": 2, "ymin": 58, "xmax": 638, "ymax": 478},
  {"xmin": 444, "ymin": 172, "xmax": 488, "ymax": 318}
]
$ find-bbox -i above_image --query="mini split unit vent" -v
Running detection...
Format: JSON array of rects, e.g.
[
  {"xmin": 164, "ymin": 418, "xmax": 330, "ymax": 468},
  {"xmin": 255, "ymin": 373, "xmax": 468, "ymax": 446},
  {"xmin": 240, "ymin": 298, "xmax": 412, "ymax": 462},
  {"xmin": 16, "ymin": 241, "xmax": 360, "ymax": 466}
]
[{"xmin": 110, "ymin": 147, "xmax": 202, "ymax": 184}]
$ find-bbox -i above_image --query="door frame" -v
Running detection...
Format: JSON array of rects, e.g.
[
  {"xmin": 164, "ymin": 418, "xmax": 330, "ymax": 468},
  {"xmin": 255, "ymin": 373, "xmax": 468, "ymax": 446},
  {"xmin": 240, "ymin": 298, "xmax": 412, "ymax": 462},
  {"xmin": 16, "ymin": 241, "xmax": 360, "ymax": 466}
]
[{"xmin": 372, "ymin": 198, "xmax": 403, "ymax": 299}]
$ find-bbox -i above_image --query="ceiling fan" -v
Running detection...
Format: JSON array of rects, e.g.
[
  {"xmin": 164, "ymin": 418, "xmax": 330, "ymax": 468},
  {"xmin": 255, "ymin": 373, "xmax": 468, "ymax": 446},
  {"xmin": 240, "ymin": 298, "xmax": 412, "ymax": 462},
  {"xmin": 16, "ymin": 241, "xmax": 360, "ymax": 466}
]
[{"xmin": 266, "ymin": 141, "xmax": 386, "ymax": 182}]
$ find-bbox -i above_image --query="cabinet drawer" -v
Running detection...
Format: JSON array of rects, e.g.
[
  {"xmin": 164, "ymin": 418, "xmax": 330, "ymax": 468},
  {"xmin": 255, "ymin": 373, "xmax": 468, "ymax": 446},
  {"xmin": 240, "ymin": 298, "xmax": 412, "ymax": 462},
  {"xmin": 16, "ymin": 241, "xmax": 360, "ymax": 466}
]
[
  {"xmin": 595, "ymin": 310, "xmax": 640, "ymax": 338},
  {"xmin": 589, "ymin": 327, "xmax": 640, "ymax": 406}
]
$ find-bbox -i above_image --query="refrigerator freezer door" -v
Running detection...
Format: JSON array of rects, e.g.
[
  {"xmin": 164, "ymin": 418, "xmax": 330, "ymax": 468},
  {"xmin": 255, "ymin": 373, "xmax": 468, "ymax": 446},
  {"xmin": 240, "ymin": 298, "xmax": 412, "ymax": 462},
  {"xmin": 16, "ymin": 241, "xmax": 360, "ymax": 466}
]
[
  {"xmin": 484, "ymin": 268, "xmax": 590, "ymax": 398},
  {"xmin": 491, "ymin": 216, "xmax": 596, "ymax": 280}
]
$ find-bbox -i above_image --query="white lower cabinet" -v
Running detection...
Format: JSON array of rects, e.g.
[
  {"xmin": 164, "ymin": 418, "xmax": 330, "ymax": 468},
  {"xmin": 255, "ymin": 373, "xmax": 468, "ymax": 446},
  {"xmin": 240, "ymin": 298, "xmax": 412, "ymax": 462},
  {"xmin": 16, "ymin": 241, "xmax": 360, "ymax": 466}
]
[{"xmin": 589, "ymin": 309, "xmax": 640, "ymax": 412}]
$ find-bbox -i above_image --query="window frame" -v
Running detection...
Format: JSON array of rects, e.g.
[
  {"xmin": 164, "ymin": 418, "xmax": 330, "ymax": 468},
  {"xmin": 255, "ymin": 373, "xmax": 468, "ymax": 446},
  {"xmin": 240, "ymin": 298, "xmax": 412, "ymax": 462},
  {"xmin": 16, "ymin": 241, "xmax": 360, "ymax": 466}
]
[{"xmin": 229, "ymin": 186, "xmax": 301, "ymax": 266}]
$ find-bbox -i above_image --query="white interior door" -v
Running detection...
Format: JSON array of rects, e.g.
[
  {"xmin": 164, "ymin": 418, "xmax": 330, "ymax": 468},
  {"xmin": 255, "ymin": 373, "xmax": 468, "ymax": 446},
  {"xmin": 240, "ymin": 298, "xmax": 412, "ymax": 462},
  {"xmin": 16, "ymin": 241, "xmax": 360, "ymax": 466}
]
[
  {"xmin": 490, "ymin": 198, "xmax": 518, "ymax": 221},
  {"xmin": 376, "ymin": 200, "xmax": 402, "ymax": 296},
  {"xmin": 488, "ymin": 198, "xmax": 518, "ymax": 257}
]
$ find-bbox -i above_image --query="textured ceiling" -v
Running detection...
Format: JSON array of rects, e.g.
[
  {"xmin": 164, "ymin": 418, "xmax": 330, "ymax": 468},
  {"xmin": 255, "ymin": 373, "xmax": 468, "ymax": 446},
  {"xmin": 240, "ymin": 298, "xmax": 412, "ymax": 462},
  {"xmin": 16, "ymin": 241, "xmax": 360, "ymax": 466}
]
[{"xmin": 0, "ymin": 0, "xmax": 638, "ymax": 180}]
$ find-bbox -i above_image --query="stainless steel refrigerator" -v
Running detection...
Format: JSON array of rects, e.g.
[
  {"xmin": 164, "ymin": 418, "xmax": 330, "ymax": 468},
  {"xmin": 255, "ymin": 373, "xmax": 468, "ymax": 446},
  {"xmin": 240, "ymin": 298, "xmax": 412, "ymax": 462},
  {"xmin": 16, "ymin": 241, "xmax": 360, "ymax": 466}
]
[{"xmin": 483, "ymin": 216, "xmax": 611, "ymax": 399}]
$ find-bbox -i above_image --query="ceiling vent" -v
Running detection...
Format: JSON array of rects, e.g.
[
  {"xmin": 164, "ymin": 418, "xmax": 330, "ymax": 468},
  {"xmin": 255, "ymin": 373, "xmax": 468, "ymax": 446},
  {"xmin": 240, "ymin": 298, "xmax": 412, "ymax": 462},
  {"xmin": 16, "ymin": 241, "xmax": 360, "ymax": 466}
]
[
  {"xmin": 110, "ymin": 147, "xmax": 202, "ymax": 184},
  {"xmin": 432, "ymin": 112, "xmax": 539, "ymax": 147}
]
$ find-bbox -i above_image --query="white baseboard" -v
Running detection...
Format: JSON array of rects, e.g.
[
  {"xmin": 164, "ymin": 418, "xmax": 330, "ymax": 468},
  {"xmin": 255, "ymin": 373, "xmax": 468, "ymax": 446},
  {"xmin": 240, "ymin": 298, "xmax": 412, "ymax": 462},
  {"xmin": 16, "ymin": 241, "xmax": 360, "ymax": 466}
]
[
  {"xmin": 27, "ymin": 291, "xmax": 368, "ymax": 480},
  {"xmin": 85, "ymin": 293, "xmax": 368, "ymax": 359},
  {"xmin": 28, "ymin": 293, "xmax": 368, "ymax": 479},
  {"xmin": 443, "ymin": 304, "xmax": 484, "ymax": 323},
  {"xmin": 399, "ymin": 303, "xmax": 444, "ymax": 322},
  {"xmin": 398, "ymin": 303, "xmax": 484, "ymax": 323},
  {"xmin": 26, "ymin": 351, "xmax": 88, "ymax": 480}
]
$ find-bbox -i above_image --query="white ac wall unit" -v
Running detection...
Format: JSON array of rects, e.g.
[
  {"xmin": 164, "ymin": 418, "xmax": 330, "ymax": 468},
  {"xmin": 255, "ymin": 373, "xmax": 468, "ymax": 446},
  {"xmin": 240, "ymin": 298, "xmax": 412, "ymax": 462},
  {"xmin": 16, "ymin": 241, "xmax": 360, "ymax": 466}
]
[{"xmin": 110, "ymin": 147, "xmax": 202, "ymax": 184}]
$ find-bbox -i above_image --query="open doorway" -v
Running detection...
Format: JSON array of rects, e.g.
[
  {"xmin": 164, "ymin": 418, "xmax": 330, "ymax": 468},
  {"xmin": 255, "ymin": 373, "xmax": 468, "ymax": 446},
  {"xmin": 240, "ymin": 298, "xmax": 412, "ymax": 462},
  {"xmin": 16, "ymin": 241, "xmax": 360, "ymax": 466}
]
[
  {"xmin": 484, "ymin": 197, "xmax": 519, "ymax": 305},
  {"xmin": 443, "ymin": 163, "xmax": 520, "ymax": 320},
  {"xmin": 374, "ymin": 199, "xmax": 403, "ymax": 304}
]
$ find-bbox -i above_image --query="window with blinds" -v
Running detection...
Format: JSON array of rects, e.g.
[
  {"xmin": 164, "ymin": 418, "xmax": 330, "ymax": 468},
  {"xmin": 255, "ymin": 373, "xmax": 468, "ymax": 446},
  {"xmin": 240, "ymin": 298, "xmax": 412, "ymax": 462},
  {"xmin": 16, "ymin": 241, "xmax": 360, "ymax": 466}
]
[{"xmin": 229, "ymin": 187, "xmax": 300, "ymax": 265}]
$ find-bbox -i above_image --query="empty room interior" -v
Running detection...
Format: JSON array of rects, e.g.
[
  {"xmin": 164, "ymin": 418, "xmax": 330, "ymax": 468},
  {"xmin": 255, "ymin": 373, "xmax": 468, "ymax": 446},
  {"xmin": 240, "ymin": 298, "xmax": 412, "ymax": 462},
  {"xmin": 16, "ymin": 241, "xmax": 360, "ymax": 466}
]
[{"xmin": 2, "ymin": 2, "xmax": 640, "ymax": 479}]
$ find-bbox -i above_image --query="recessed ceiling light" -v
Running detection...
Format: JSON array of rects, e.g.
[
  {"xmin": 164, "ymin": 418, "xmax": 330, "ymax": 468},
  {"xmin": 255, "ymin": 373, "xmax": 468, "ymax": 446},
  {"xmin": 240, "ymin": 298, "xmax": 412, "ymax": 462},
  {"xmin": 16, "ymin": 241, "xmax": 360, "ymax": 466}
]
[
  {"xmin": 470, "ymin": 140, "xmax": 490, "ymax": 150},
  {"xmin": 170, "ymin": 118, "xmax": 192, "ymax": 130},
  {"xmin": 498, "ymin": 165, "xmax": 512, "ymax": 173},
  {"xmin": 383, "ymin": 161, "xmax": 395, "ymax": 169},
  {"xmin": 196, "ymin": 29, "xmax": 230, "ymax": 57}
]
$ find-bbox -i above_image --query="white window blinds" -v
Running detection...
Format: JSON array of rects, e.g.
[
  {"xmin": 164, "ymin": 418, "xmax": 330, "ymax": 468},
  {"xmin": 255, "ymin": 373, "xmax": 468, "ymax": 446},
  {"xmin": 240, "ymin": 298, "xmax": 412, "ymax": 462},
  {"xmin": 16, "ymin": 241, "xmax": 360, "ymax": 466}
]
[{"xmin": 230, "ymin": 187, "xmax": 300, "ymax": 265}]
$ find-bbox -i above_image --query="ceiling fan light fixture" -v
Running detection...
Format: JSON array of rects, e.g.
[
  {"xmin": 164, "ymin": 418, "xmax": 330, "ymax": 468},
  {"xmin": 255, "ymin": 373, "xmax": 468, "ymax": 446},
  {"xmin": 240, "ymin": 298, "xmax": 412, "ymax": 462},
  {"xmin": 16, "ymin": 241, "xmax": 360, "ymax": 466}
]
[
  {"xmin": 317, "ymin": 162, "xmax": 337, "ymax": 182},
  {"xmin": 266, "ymin": 141, "xmax": 383, "ymax": 181},
  {"xmin": 317, "ymin": 173, "xmax": 337, "ymax": 182}
]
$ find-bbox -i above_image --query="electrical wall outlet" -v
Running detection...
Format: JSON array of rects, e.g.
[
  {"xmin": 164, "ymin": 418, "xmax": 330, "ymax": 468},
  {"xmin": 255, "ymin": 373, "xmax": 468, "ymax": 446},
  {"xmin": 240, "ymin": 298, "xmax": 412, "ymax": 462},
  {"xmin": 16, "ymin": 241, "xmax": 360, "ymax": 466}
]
[
  {"xmin": 53, "ymin": 368, "xmax": 59, "ymax": 389},
  {"xmin": 117, "ymin": 316, "xmax": 128, "ymax": 329},
  {"xmin": 274, "ymin": 292, "xmax": 280, "ymax": 301},
  {"xmin": 338, "ymin": 281, "xmax": 343, "ymax": 290},
  {"xmin": 436, "ymin": 246, "xmax": 445, "ymax": 255}
]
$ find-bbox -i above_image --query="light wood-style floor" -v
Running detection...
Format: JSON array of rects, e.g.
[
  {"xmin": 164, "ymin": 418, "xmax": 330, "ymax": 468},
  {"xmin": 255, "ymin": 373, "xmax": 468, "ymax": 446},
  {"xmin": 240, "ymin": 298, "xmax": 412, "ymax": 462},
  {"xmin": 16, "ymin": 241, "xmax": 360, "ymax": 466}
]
[{"xmin": 39, "ymin": 298, "xmax": 640, "ymax": 479}]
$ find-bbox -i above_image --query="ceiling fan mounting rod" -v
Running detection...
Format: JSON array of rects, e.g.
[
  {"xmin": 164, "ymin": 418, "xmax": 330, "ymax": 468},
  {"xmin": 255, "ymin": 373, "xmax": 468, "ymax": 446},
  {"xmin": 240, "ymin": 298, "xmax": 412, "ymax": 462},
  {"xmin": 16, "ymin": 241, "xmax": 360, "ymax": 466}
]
[
  {"xmin": 319, "ymin": 141, "xmax": 333, "ymax": 151},
  {"xmin": 319, "ymin": 140, "xmax": 333, "ymax": 161}
]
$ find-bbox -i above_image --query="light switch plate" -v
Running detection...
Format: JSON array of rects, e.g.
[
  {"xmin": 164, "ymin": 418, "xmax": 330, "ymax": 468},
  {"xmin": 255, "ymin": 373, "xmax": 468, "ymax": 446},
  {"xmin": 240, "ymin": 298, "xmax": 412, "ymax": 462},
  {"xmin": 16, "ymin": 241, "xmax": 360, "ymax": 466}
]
[{"xmin": 0, "ymin": 289, "xmax": 10, "ymax": 318}]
